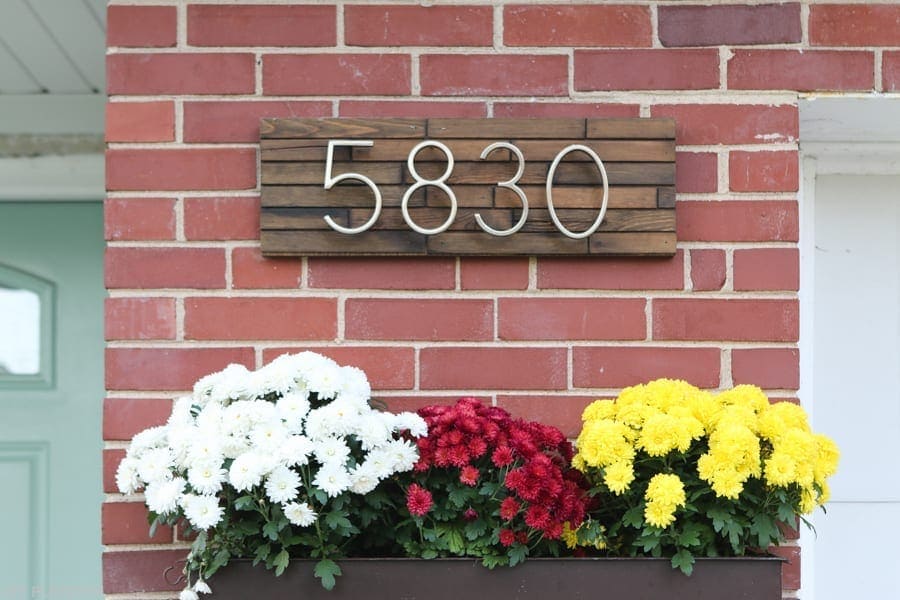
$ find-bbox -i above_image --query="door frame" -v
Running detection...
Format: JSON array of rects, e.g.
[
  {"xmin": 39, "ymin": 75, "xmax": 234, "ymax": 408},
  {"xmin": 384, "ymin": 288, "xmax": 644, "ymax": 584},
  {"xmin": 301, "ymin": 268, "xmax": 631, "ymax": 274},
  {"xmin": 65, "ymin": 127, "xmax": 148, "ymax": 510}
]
[{"xmin": 799, "ymin": 97, "xmax": 900, "ymax": 600}]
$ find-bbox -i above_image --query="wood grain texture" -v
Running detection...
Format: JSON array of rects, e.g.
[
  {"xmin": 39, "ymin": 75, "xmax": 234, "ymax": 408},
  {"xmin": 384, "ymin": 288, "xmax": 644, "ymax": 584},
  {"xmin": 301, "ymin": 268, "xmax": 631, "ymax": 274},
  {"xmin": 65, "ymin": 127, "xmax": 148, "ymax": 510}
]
[{"xmin": 260, "ymin": 118, "xmax": 677, "ymax": 256}]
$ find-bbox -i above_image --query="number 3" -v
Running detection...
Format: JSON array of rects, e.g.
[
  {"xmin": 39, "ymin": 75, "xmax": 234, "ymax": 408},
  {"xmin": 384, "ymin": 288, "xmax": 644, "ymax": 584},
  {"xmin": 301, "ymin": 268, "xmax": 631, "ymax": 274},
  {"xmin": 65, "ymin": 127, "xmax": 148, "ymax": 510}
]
[{"xmin": 475, "ymin": 142, "xmax": 528, "ymax": 237}]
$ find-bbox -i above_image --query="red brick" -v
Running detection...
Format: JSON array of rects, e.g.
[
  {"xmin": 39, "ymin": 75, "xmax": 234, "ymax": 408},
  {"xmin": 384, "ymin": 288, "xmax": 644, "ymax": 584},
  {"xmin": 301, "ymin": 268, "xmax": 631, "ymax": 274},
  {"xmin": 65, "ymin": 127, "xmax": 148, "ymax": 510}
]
[
  {"xmin": 264, "ymin": 54, "xmax": 411, "ymax": 96},
  {"xmin": 104, "ymin": 398, "xmax": 173, "ymax": 440},
  {"xmin": 573, "ymin": 347, "xmax": 721, "ymax": 389},
  {"xmin": 498, "ymin": 395, "xmax": 597, "ymax": 439},
  {"xmin": 460, "ymin": 257, "xmax": 529, "ymax": 290},
  {"xmin": 493, "ymin": 103, "xmax": 640, "ymax": 118},
  {"xmin": 104, "ymin": 449, "xmax": 126, "ymax": 493},
  {"xmin": 232, "ymin": 247, "xmax": 302, "ymax": 289},
  {"xmin": 651, "ymin": 104, "xmax": 798, "ymax": 145},
  {"xmin": 504, "ymin": 5, "xmax": 651, "ymax": 47},
  {"xmin": 107, "ymin": 5, "xmax": 176, "ymax": 48},
  {"xmin": 105, "ymin": 297, "xmax": 176, "ymax": 341},
  {"xmin": 183, "ymin": 101, "xmax": 330, "ymax": 143},
  {"xmin": 103, "ymin": 550, "xmax": 184, "ymax": 593},
  {"xmin": 576, "ymin": 49, "xmax": 719, "ymax": 91},
  {"xmin": 734, "ymin": 248, "xmax": 799, "ymax": 291},
  {"xmin": 730, "ymin": 151, "xmax": 799, "ymax": 192},
  {"xmin": 659, "ymin": 3, "xmax": 801, "ymax": 47},
  {"xmin": 105, "ymin": 101, "xmax": 174, "ymax": 142},
  {"xmin": 884, "ymin": 52, "xmax": 900, "ymax": 92},
  {"xmin": 105, "ymin": 247, "xmax": 226, "ymax": 289},
  {"xmin": 420, "ymin": 347, "xmax": 568, "ymax": 390},
  {"xmin": 102, "ymin": 502, "xmax": 173, "ymax": 545},
  {"xmin": 728, "ymin": 50, "xmax": 874, "ymax": 92},
  {"xmin": 185, "ymin": 297, "xmax": 336, "ymax": 341},
  {"xmin": 346, "ymin": 299, "xmax": 492, "ymax": 342},
  {"xmin": 538, "ymin": 251, "xmax": 684, "ymax": 290},
  {"xmin": 677, "ymin": 201, "xmax": 798, "ymax": 243},
  {"xmin": 499, "ymin": 298, "xmax": 645, "ymax": 341},
  {"xmin": 811, "ymin": 5, "xmax": 900, "ymax": 47},
  {"xmin": 339, "ymin": 100, "xmax": 486, "ymax": 118},
  {"xmin": 769, "ymin": 544, "xmax": 800, "ymax": 590},
  {"xmin": 308, "ymin": 257, "xmax": 455, "ymax": 290},
  {"xmin": 188, "ymin": 4, "xmax": 335, "ymax": 46},
  {"xmin": 263, "ymin": 347, "xmax": 415, "ymax": 390},
  {"xmin": 106, "ymin": 148, "xmax": 257, "ymax": 191},
  {"xmin": 104, "ymin": 197, "xmax": 175, "ymax": 241},
  {"xmin": 421, "ymin": 54, "xmax": 568, "ymax": 96},
  {"xmin": 184, "ymin": 196, "xmax": 260, "ymax": 240},
  {"xmin": 677, "ymin": 152, "xmax": 717, "ymax": 193},
  {"xmin": 345, "ymin": 5, "xmax": 492, "ymax": 46},
  {"xmin": 732, "ymin": 348, "xmax": 799, "ymax": 390},
  {"xmin": 653, "ymin": 299, "xmax": 799, "ymax": 342},
  {"xmin": 106, "ymin": 347, "xmax": 255, "ymax": 391},
  {"xmin": 690, "ymin": 249, "xmax": 726, "ymax": 292},
  {"xmin": 107, "ymin": 53, "xmax": 255, "ymax": 95}
]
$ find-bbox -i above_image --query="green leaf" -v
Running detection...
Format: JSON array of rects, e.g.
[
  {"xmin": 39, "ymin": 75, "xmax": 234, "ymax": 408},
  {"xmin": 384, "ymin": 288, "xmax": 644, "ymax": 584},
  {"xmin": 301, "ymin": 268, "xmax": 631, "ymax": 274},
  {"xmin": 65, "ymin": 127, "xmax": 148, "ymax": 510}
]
[
  {"xmin": 422, "ymin": 549, "xmax": 439, "ymax": 560},
  {"xmin": 273, "ymin": 550, "xmax": 290, "ymax": 577},
  {"xmin": 508, "ymin": 544, "xmax": 527, "ymax": 567},
  {"xmin": 635, "ymin": 531, "xmax": 661, "ymax": 554},
  {"xmin": 262, "ymin": 520, "xmax": 280, "ymax": 541},
  {"xmin": 722, "ymin": 519, "xmax": 744, "ymax": 553},
  {"xmin": 448, "ymin": 486, "xmax": 473, "ymax": 508},
  {"xmin": 464, "ymin": 518, "xmax": 488, "ymax": 541},
  {"xmin": 206, "ymin": 549, "xmax": 230, "ymax": 577},
  {"xmin": 148, "ymin": 513, "xmax": 161, "ymax": 539},
  {"xmin": 623, "ymin": 505, "xmax": 645, "ymax": 529},
  {"xmin": 750, "ymin": 514, "xmax": 780, "ymax": 548},
  {"xmin": 253, "ymin": 543, "xmax": 271, "ymax": 566},
  {"xmin": 234, "ymin": 495, "xmax": 256, "ymax": 511},
  {"xmin": 314, "ymin": 559, "xmax": 342, "ymax": 591},
  {"xmin": 671, "ymin": 549, "xmax": 695, "ymax": 575},
  {"xmin": 446, "ymin": 528, "xmax": 465, "ymax": 554},
  {"xmin": 325, "ymin": 511, "xmax": 352, "ymax": 531},
  {"xmin": 777, "ymin": 502, "xmax": 797, "ymax": 524},
  {"xmin": 705, "ymin": 506, "xmax": 733, "ymax": 533},
  {"xmin": 677, "ymin": 523, "xmax": 703, "ymax": 548}
]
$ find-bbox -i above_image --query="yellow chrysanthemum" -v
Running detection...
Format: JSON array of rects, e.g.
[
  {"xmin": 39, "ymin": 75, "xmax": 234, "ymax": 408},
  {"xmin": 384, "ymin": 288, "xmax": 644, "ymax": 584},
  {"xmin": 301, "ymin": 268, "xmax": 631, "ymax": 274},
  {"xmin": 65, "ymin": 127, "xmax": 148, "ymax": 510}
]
[
  {"xmin": 709, "ymin": 469, "xmax": 745, "ymax": 500},
  {"xmin": 763, "ymin": 452, "xmax": 796, "ymax": 487},
  {"xmin": 717, "ymin": 384, "xmax": 769, "ymax": 414},
  {"xmin": 603, "ymin": 460, "xmax": 635, "ymax": 495},
  {"xmin": 638, "ymin": 413, "xmax": 682, "ymax": 456},
  {"xmin": 644, "ymin": 500, "xmax": 678, "ymax": 528},
  {"xmin": 562, "ymin": 521, "xmax": 606, "ymax": 550},
  {"xmin": 645, "ymin": 473, "xmax": 686, "ymax": 508},
  {"xmin": 576, "ymin": 419, "xmax": 635, "ymax": 468},
  {"xmin": 582, "ymin": 399, "xmax": 616, "ymax": 422},
  {"xmin": 813, "ymin": 433, "xmax": 840, "ymax": 482}
]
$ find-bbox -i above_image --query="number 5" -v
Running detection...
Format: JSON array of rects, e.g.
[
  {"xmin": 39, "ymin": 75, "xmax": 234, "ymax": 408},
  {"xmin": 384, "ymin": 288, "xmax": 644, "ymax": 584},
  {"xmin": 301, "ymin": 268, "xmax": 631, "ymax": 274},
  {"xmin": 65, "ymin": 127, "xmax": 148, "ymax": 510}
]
[{"xmin": 323, "ymin": 140, "xmax": 382, "ymax": 234}]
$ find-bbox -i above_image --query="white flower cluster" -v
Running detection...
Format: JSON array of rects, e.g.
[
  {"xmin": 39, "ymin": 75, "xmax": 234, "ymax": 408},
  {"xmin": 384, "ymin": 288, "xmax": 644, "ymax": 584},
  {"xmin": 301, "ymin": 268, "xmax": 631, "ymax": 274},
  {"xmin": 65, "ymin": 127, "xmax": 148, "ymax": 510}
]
[{"xmin": 116, "ymin": 352, "xmax": 428, "ymax": 534}]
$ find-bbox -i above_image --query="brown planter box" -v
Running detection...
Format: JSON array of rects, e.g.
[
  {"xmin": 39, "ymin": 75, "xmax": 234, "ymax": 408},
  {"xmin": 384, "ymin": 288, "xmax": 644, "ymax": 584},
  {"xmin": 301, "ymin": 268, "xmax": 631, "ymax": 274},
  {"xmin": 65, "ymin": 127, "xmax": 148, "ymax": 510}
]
[{"xmin": 209, "ymin": 557, "xmax": 783, "ymax": 599}]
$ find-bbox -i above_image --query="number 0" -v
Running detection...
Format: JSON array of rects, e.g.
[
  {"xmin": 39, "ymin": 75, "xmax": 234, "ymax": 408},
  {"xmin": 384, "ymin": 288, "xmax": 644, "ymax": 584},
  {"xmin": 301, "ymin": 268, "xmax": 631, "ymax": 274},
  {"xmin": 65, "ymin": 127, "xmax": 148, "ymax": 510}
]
[{"xmin": 546, "ymin": 145, "xmax": 609, "ymax": 240}]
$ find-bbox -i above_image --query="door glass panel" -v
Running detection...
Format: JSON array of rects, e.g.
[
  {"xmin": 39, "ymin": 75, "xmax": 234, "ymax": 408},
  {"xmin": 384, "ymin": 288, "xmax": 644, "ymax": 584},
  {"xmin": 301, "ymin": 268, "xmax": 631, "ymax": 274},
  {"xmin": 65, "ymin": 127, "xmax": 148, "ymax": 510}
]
[{"xmin": 0, "ymin": 287, "xmax": 41, "ymax": 375}]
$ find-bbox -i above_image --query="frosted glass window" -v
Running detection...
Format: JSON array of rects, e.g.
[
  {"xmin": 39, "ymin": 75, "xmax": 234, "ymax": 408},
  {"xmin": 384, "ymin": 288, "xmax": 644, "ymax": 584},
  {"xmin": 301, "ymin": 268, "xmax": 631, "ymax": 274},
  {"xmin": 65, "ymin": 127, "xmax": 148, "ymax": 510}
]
[{"xmin": 0, "ymin": 287, "xmax": 41, "ymax": 375}]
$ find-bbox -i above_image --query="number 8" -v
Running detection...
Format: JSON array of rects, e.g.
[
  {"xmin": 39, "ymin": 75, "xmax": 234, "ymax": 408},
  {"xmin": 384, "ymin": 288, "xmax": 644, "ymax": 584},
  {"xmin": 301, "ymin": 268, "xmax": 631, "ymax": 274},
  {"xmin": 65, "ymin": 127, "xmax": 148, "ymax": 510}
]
[{"xmin": 401, "ymin": 141, "xmax": 458, "ymax": 235}]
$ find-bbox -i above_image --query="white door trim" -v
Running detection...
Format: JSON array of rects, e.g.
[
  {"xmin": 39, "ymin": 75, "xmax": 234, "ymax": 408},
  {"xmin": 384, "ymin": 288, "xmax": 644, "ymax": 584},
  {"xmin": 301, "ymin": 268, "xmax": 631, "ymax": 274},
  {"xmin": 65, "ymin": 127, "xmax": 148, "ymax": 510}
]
[{"xmin": 798, "ymin": 97, "xmax": 900, "ymax": 600}]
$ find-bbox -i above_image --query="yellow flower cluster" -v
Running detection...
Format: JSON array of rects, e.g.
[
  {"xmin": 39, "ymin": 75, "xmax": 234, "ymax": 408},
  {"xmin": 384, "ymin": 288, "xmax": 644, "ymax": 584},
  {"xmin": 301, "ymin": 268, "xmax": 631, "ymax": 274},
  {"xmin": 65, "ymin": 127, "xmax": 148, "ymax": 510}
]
[
  {"xmin": 561, "ymin": 521, "xmax": 607, "ymax": 550},
  {"xmin": 575, "ymin": 379, "xmax": 840, "ymax": 515},
  {"xmin": 644, "ymin": 473, "xmax": 686, "ymax": 528}
]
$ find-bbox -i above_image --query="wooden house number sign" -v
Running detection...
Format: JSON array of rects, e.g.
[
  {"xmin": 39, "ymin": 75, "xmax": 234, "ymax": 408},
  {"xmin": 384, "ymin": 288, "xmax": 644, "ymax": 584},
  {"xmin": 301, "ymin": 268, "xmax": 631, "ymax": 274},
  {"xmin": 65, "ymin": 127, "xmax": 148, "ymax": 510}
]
[{"xmin": 259, "ymin": 118, "xmax": 676, "ymax": 257}]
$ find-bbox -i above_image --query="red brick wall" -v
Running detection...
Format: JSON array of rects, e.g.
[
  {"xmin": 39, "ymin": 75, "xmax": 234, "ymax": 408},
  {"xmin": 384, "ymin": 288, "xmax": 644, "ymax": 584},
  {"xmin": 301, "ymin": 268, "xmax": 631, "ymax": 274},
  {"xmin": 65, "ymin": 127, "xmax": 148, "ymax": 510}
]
[{"xmin": 103, "ymin": 2, "xmax": 891, "ymax": 596}]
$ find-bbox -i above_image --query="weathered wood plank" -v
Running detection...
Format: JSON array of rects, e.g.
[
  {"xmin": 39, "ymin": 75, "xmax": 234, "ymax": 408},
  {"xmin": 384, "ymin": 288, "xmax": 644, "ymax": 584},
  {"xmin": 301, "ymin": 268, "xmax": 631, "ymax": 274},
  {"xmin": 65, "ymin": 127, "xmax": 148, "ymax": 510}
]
[
  {"xmin": 588, "ymin": 232, "xmax": 677, "ymax": 256},
  {"xmin": 262, "ymin": 185, "xmax": 423, "ymax": 208},
  {"xmin": 350, "ymin": 139, "xmax": 510, "ymax": 162},
  {"xmin": 586, "ymin": 118, "xmax": 676, "ymax": 140},
  {"xmin": 513, "ymin": 140, "xmax": 675, "ymax": 162},
  {"xmin": 261, "ymin": 207, "xmax": 350, "ymax": 230},
  {"xmin": 404, "ymin": 162, "xmax": 674, "ymax": 186},
  {"xmin": 359, "ymin": 208, "xmax": 513, "ymax": 232},
  {"xmin": 261, "ymin": 230, "xmax": 427, "ymax": 255},
  {"xmin": 261, "ymin": 118, "xmax": 426, "ymax": 139},
  {"xmin": 262, "ymin": 162, "xmax": 403, "ymax": 185},
  {"xmin": 426, "ymin": 186, "xmax": 493, "ymax": 208},
  {"xmin": 496, "ymin": 186, "xmax": 659, "ymax": 209},
  {"xmin": 657, "ymin": 187, "xmax": 676, "ymax": 209},
  {"xmin": 428, "ymin": 118, "xmax": 585, "ymax": 139},
  {"xmin": 427, "ymin": 232, "xmax": 588, "ymax": 255},
  {"xmin": 516, "ymin": 209, "xmax": 676, "ymax": 233}
]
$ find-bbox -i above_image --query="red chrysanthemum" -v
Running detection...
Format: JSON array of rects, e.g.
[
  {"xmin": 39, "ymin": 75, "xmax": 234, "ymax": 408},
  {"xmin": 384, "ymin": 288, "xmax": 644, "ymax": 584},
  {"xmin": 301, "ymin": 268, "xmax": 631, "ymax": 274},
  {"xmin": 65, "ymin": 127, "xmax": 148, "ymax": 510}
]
[
  {"xmin": 491, "ymin": 445, "xmax": 514, "ymax": 467},
  {"xmin": 463, "ymin": 508, "xmax": 478, "ymax": 522},
  {"xmin": 406, "ymin": 484, "xmax": 433, "ymax": 517},
  {"xmin": 459, "ymin": 465, "xmax": 480, "ymax": 487},
  {"xmin": 498, "ymin": 529, "xmax": 516, "ymax": 547},
  {"xmin": 499, "ymin": 496, "xmax": 520, "ymax": 521}
]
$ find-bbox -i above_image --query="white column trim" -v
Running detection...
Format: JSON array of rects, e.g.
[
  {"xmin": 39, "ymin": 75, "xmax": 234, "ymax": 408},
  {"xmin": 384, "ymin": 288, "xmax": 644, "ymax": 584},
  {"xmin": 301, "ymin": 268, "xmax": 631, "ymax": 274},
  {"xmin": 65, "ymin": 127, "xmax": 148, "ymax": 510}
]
[{"xmin": 0, "ymin": 154, "xmax": 104, "ymax": 201}]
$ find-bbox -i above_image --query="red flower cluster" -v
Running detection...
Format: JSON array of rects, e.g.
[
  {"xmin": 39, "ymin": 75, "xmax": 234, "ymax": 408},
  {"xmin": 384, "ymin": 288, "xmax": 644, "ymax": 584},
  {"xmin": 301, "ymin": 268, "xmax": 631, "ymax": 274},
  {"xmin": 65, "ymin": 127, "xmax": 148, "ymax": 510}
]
[
  {"xmin": 413, "ymin": 398, "xmax": 588, "ymax": 540},
  {"xmin": 406, "ymin": 484, "xmax": 433, "ymax": 517}
]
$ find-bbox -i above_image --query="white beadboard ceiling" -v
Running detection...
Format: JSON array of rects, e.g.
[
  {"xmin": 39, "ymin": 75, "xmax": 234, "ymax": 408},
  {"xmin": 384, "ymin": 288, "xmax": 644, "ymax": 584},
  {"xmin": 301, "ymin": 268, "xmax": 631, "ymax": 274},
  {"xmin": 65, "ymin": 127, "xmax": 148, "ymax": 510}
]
[{"xmin": 0, "ymin": 0, "xmax": 106, "ymax": 134}]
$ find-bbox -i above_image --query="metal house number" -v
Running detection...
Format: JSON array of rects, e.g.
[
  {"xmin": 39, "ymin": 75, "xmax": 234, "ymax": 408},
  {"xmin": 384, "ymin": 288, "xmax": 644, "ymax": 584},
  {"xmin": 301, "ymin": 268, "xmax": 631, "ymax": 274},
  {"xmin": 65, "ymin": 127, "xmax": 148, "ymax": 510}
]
[{"xmin": 322, "ymin": 140, "xmax": 610, "ymax": 240}]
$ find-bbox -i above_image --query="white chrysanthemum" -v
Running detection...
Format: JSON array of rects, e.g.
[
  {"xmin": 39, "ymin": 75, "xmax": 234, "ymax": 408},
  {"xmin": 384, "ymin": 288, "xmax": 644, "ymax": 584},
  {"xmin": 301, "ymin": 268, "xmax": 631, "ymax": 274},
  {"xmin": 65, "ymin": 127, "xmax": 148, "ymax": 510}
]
[
  {"xmin": 249, "ymin": 419, "xmax": 288, "ymax": 452},
  {"xmin": 179, "ymin": 587, "xmax": 199, "ymax": 600},
  {"xmin": 255, "ymin": 354, "xmax": 304, "ymax": 395},
  {"xmin": 193, "ymin": 579, "xmax": 212, "ymax": 595},
  {"xmin": 279, "ymin": 435, "xmax": 314, "ymax": 467},
  {"xmin": 354, "ymin": 412, "xmax": 393, "ymax": 451},
  {"xmin": 221, "ymin": 433, "xmax": 251, "ymax": 460},
  {"xmin": 304, "ymin": 400, "xmax": 360, "ymax": 440},
  {"xmin": 186, "ymin": 434, "xmax": 223, "ymax": 466},
  {"xmin": 221, "ymin": 401, "xmax": 258, "ymax": 437},
  {"xmin": 168, "ymin": 397, "xmax": 195, "ymax": 428},
  {"xmin": 306, "ymin": 362, "xmax": 342, "ymax": 400},
  {"xmin": 264, "ymin": 465, "xmax": 301, "ymax": 504},
  {"xmin": 211, "ymin": 364, "xmax": 254, "ymax": 402},
  {"xmin": 313, "ymin": 436, "xmax": 351, "ymax": 466},
  {"xmin": 145, "ymin": 477, "xmax": 186, "ymax": 515},
  {"xmin": 363, "ymin": 447, "xmax": 395, "ymax": 480},
  {"xmin": 228, "ymin": 452, "xmax": 268, "ymax": 491},
  {"xmin": 338, "ymin": 365, "xmax": 371, "ymax": 401},
  {"xmin": 181, "ymin": 494, "xmax": 223, "ymax": 530},
  {"xmin": 283, "ymin": 501, "xmax": 317, "ymax": 527},
  {"xmin": 349, "ymin": 463, "xmax": 380, "ymax": 494},
  {"xmin": 137, "ymin": 447, "xmax": 174, "ymax": 484},
  {"xmin": 187, "ymin": 461, "xmax": 226, "ymax": 496},
  {"xmin": 115, "ymin": 457, "xmax": 141, "ymax": 494},
  {"xmin": 130, "ymin": 426, "xmax": 168, "ymax": 455},
  {"xmin": 384, "ymin": 438, "xmax": 419, "ymax": 473},
  {"xmin": 312, "ymin": 463, "xmax": 351, "ymax": 497},
  {"xmin": 276, "ymin": 391, "xmax": 310, "ymax": 433},
  {"xmin": 192, "ymin": 370, "xmax": 222, "ymax": 404},
  {"xmin": 196, "ymin": 403, "xmax": 224, "ymax": 434},
  {"xmin": 392, "ymin": 412, "xmax": 428, "ymax": 438}
]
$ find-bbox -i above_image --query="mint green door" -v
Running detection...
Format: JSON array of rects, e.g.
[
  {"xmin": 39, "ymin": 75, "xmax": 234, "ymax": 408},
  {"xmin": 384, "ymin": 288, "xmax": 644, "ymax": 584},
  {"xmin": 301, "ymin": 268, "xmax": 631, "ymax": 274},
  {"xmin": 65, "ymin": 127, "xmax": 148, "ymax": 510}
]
[{"xmin": 0, "ymin": 203, "xmax": 104, "ymax": 600}]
